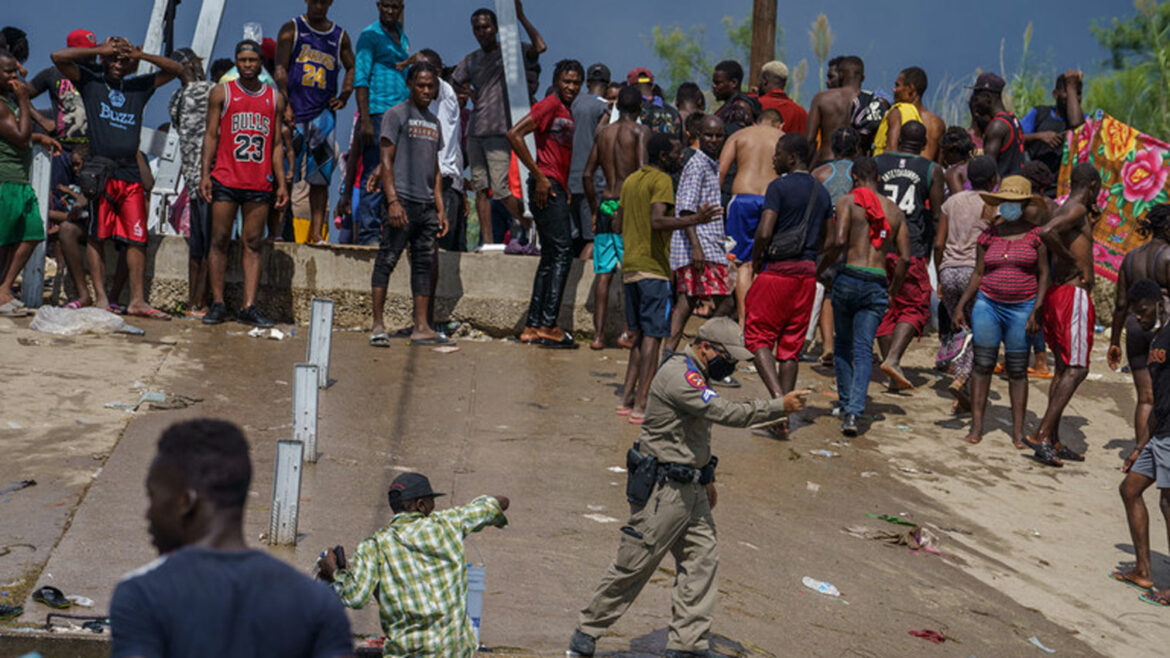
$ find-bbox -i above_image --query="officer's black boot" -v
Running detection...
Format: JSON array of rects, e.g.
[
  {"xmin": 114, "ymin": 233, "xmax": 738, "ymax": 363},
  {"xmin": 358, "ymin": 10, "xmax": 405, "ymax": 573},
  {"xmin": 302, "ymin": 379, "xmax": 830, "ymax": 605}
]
[{"xmin": 568, "ymin": 629, "xmax": 596, "ymax": 656}]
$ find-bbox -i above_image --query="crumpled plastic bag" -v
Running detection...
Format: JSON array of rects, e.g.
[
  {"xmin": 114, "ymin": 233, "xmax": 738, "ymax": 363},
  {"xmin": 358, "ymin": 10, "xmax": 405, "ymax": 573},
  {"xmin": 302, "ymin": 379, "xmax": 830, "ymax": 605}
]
[{"xmin": 29, "ymin": 306, "xmax": 145, "ymax": 336}]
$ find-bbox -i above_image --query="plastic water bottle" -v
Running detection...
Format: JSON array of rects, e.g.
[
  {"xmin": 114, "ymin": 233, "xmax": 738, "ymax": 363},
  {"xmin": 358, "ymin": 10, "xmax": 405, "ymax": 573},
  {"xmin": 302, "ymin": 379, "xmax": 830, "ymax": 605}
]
[
  {"xmin": 802, "ymin": 576, "xmax": 841, "ymax": 597},
  {"xmin": 466, "ymin": 565, "xmax": 486, "ymax": 644}
]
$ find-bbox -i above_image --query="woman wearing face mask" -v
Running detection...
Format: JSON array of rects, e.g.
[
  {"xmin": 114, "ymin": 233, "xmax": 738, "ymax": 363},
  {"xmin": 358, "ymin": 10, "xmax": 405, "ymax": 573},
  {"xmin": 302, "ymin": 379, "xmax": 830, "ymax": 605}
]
[{"xmin": 953, "ymin": 176, "xmax": 1050, "ymax": 447}]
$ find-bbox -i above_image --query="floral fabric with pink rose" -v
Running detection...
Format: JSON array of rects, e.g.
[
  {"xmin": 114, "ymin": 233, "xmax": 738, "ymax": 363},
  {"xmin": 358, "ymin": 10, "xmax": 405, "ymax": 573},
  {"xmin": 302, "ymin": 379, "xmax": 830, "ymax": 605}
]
[{"xmin": 1057, "ymin": 111, "xmax": 1170, "ymax": 282}]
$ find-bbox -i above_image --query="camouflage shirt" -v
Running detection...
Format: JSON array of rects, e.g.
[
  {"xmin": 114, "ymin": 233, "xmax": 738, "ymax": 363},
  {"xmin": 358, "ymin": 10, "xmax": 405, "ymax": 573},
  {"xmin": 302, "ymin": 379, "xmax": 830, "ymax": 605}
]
[{"xmin": 167, "ymin": 81, "xmax": 214, "ymax": 190}]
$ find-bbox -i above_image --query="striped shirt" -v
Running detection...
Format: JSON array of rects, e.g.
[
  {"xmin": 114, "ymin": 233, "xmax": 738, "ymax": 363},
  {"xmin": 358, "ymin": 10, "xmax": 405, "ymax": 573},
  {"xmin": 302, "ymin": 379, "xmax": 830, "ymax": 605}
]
[
  {"xmin": 669, "ymin": 149, "xmax": 727, "ymax": 271},
  {"xmin": 977, "ymin": 225, "xmax": 1043, "ymax": 303},
  {"xmin": 331, "ymin": 496, "xmax": 506, "ymax": 657}
]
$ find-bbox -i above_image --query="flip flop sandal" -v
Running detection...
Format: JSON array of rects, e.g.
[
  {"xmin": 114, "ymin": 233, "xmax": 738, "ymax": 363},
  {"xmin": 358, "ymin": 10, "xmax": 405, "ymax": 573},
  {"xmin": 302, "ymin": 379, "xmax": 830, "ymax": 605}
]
[
  {"xmin": 538, "ymin": 334, "xmax": 579, "ymax": 349},
  {"xmin": 32, "ymin": 585, "xmax": 72, "ymax": 609},
  {"xmin": 1110, "ymin": 571, "xmax": 1153, "ymax": 592},
  {"xmin": 0, "ymin": 300, "xmax": 28, "ymax": 317},
  {"xmin": 393, "ymin": 326, "xmax": 413, "ymax": 338},
  {"xmin": 369, "ymin": 333, "xmax": 391, "ymax": 348},
  {"xmin": 628, "ymin": 414, "xmax": 645, "ymax": 425},
  {"xmin": 615, "ymin": 407, "xmax": 633, "ymax": 416},
  {"xmin": 1033, "ymin": 443, "xmax": 1064, "ymax": 467},
  {"xmin": 0, "ymin": 604, "xmax": 21, "ymax": 620},
  {"xmin": 1140, "ymin": 590, "xmax": 1170, "ymax": 606},
  {"xmin": 409, "ymin": 335, "xmax": 454, "ymax": 346},
  {"xmin": 127, "ymin": 308, "xmax": 171, "ymax": 321},
  {"xmin": 1056, "ymin": 447, "xmax": 1085, "ymax": 462},
  {"xmin": 107, "ymin": 303, "xmax": 126, "ymax": 314},
  {"xmin": 64, "ymin": 300, "xmax": 84, "ymax": 310}
]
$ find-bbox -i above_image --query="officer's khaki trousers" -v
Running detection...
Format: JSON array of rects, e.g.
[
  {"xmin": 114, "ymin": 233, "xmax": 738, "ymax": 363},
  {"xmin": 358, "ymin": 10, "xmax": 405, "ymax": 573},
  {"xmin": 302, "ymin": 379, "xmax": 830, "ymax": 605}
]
[{"xmin": 578, "ymin": 480, "xmax": 718, "ymax": 652}]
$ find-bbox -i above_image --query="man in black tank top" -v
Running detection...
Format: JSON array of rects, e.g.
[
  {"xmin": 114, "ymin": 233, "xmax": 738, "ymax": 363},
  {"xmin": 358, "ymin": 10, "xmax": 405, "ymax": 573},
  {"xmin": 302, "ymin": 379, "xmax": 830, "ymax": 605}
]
[
  {"xmin": 873, "ymin": 120, "xmax": 944, "ymax": 390},
  {"xmin": 969, "ymin": 73, "xmax": 1024, "ymax": 178}
]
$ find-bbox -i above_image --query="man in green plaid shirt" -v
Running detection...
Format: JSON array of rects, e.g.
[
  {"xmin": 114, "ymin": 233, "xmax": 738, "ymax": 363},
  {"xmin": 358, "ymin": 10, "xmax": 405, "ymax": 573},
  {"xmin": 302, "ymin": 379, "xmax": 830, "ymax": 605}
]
[{"xmin": 319, "ymin": 472, "xmax": 509, "ymax": 656}]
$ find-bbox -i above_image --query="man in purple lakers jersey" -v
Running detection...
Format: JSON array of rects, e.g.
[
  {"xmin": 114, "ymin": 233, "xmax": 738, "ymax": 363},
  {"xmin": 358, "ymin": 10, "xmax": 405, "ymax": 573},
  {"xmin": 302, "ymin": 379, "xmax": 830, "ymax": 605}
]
[{"xmin": 276, "ymin": 0, "xmax": 355, "ymax": 244}]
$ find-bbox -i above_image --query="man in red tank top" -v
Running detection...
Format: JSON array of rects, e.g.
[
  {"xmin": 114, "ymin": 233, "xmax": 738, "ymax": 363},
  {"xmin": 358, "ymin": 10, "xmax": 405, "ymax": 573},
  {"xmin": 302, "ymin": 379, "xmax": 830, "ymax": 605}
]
[{"xmin": 200, "ymin": 40, "xmax": 289, "ymax": 327}]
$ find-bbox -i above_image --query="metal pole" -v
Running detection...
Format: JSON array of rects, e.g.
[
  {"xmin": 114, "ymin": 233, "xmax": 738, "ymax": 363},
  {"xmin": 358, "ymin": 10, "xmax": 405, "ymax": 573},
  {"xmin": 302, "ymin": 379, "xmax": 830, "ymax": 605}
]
[
  {"xmin": 20, "ymin": 146, "xmax": 51, "ymax": 308},
  {"xmin": 749, "ymin": 0, "xmax": 778, "ymax": 91},
  {"xmin": 139, "ymin": 0, "xmax": 170, "ymax": 74},
  {"xmin": 269, "ymin": 440, "xmax": 304, "ymax": 545},
  {"xmin": 294, "ymin": 363, "xmax": 319, "ymax": 463},
  {"xmin": 494, "ymin": 0, "xmax": 536, "ymax": 218},
  {"xmin": 307, "ymin": 298, "xmax": 334, "ymax": 388}
]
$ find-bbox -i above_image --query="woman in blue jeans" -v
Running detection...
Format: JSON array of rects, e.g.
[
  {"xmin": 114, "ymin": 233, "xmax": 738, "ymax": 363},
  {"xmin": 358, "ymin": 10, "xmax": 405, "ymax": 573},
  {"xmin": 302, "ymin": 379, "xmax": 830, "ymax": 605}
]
[{"xmin": 954, "ymin": 177, "xmax": 1050, "ymax": 447}]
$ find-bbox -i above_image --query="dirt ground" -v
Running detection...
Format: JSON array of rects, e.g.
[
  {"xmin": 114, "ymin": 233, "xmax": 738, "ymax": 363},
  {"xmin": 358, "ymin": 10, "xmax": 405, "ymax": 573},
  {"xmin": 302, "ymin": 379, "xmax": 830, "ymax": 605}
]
[{"xmin": 0, "ymin": 314, "xmax": 1160, "ymax": 656}]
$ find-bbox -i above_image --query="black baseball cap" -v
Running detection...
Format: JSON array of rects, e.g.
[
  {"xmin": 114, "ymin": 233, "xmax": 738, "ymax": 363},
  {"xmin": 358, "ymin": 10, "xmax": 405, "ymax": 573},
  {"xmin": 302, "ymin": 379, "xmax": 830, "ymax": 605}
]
[
  {"xmin": 587, "ymin": 63, "xmax": 610, "ymax": 83},
  {"xmin": 387, "ymin": 472, "xmax": 445, "ymax": 503},
  {"xmin": 968, "ymin": 72, "xmax": 1005, "ymax": 94}
]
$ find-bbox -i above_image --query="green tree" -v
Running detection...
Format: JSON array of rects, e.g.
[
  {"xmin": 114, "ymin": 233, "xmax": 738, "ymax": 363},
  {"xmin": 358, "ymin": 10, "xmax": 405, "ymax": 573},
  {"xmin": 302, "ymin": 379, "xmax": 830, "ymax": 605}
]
[
  {"xmin": 1087, "ymin": 0, "xmax": 1170, "ymax": 139},
  {"xmin": 647, "ymin": 13, "xmax": 785, "ymax": 99}
]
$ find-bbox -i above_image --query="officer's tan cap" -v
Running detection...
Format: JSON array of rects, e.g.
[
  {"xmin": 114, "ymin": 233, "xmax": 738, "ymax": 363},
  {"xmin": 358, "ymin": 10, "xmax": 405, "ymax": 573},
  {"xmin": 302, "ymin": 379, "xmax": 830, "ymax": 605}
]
[{"xmin": 696, "ymin": 317, "xmax": 755, "ymax": 361}]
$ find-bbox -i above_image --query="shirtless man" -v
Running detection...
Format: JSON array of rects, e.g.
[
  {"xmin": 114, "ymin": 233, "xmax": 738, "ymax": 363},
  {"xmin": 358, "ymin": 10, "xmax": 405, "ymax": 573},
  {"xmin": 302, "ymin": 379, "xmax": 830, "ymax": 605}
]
[
  {"xmin": 823, "ymin": 156, "xmax": 910, "ymax": 435},
  {"xmin": 875, "ymin": 66, "xmax": 944, "ymax": 162},
  {"xmin": 720, "ymin": 113, "xmax": 784, "ymax": 326},
  {"xmin": 583, "ymin": 85, "xmax": 649, "ymax": 349},
  {"xmin": 1109, "ymin": 204, "xmax": 1170, "ymax": 467},
  {"xmin": 806, "ymin": 55, "xmax": 864, "ymax": 167},
  {"xmin": 1030, "ymin": 163, "xmax": 1102, "ymax": 467}
]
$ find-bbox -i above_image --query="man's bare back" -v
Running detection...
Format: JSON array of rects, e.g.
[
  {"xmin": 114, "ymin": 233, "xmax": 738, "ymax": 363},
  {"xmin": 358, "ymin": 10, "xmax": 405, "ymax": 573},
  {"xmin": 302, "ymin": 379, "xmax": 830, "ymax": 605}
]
[
  {"xmin": 807, "ymin": 86, "xmax": 859, "ymax": 165},
  {"xmin": 839, "ymin": 193, "xmax": 907, "ymax": 270},
  {"xmin": 596, "ymin": 119, "xmax": 649, "ymax": 198},
  {"xmin": 920, "ymin": 108, "xmax": 945, "ymax": 162},
  {"xmin": 720, "ymin": 123, "xmax": 783, "ymax": 195},
  {"xmin": 1123, "ymin": 239, "xmax": 1170, "ymax": 289}
]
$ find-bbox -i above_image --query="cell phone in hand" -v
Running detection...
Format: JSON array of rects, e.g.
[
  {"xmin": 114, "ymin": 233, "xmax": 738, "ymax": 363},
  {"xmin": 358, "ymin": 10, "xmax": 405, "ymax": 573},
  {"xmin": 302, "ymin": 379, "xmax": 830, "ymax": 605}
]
[{"xmin": 332, "ymin": 545, "xmax": 347, "ymax": 570}]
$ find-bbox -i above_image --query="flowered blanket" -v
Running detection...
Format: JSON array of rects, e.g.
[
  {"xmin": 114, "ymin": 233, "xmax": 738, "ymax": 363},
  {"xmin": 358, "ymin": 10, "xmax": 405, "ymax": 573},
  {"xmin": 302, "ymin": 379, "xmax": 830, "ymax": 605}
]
[{"xmin": 1057, "ymin": 111, "xmax": 1170, "ymax": 282}]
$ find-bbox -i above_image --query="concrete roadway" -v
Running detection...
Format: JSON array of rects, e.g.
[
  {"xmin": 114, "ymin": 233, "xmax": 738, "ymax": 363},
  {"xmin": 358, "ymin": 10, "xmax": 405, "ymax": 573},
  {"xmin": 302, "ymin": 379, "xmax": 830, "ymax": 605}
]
[{"xmin": 0, "ymin": 318, "xmax": 1128, "ymax": 655}]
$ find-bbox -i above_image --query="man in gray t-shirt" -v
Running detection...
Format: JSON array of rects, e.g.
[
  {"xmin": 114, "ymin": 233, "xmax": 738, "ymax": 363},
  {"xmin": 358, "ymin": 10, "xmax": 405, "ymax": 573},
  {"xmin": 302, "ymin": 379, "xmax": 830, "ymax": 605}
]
[
  {"xmin": 450, "ymin": 1, "xmax": 546, "ymax": 244},
  {"xmin": 568, "ymin": 63, "xmax": 612, "ymax": 250},
  {"xmin": 369, "ymin": 63, "xmax": 450, "ymax": 348}
]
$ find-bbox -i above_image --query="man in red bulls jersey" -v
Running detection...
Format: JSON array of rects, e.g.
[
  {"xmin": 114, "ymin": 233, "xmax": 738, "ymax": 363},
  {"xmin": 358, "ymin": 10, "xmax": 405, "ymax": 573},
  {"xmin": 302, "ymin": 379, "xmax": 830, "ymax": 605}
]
[
  {"xmin": 200, "ymin": 40, "xmax": 288, "ymax": 328},
  {"xmin": 275, "ymin": 0, "xmax": 355, "ymax": 244}
]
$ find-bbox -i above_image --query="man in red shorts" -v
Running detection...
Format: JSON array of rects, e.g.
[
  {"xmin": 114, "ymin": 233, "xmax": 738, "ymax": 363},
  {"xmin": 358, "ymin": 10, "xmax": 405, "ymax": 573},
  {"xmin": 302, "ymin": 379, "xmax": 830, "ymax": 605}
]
[
  {"xmin": 745, "ymin": 133, "xmax": 832, "ymax": 437},
  {"xmin": 1031, "ymin": 163, "xmax": 1102, "ymax": 466},
  {"xmin": 200, "ymin": 40, "xmax": 289, "ymax": 327},
  {"xmin": 51, "ymin": 37, "xmax": 182, "ymax": 319},
  {"xmin": 873, "ymin": 120, "xmax": 945, "ymax": 389}
]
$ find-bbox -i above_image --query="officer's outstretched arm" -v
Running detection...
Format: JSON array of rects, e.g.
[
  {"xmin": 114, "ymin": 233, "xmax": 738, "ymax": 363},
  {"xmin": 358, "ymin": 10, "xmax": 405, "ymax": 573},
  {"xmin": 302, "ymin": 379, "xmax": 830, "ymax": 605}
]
[{"xmin": 675, "ymin": 380, "xmax": 787, "ymax": 428}]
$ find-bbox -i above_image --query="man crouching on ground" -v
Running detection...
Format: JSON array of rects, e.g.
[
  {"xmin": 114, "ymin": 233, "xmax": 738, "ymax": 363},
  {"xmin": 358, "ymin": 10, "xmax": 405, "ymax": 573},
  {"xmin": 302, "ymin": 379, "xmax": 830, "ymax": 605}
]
[{"xmin": 319, "ymin": 472, "xmax": 509, "ymax": 656}]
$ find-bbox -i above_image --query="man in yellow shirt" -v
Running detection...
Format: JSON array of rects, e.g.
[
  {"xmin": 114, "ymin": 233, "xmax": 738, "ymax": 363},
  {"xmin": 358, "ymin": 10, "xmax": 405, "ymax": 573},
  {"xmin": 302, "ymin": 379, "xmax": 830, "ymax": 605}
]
[{"xmin": 873, "ymin": 66, "xmax": 944, "ymax": 161}]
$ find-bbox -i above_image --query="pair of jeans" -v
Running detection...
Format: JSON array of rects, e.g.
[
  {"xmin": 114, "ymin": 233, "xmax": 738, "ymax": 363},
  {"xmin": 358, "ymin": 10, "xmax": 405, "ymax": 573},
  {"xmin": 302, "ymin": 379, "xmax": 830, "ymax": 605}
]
[
  {"xmin": 831, "ymin": 268, "xmax": 890, "ymax": 416},
  {"xmin": 971, "ymin": 291, "xmax": 1035, "ymax": 355},
  {"xmin": 369, "ymin": 199, "xmax": 439, "ymax": 296},
  {"xmin": 525, "ymin": 177, "xmax": 573, "ymax": 328},
  {"xmin": 355, "ymin": 112, "xmax": 385, "ymax": 246}
]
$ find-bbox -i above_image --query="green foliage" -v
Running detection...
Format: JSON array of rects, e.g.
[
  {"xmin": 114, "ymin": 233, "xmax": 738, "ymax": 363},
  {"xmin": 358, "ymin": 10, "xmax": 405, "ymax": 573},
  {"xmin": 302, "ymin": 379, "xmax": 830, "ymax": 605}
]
[
  {"xmin": 647, "ymin": 24, "xmax": 710, "ymax": 96},
  {"xmin": 1003, "ymin": 23, "xmax": 1050, "ymax": 117},
  {"xmin": 1087, "ymin": 0, "xmax": 1170, "ymax": 140}
]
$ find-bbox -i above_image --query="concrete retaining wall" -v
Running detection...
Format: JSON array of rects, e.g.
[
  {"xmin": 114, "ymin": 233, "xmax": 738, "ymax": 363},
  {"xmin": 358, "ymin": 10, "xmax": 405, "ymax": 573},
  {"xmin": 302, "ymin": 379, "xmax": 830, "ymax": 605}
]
[{"xmin": 116, "ymin": 237, "xmax": 626, "ymax": 338}]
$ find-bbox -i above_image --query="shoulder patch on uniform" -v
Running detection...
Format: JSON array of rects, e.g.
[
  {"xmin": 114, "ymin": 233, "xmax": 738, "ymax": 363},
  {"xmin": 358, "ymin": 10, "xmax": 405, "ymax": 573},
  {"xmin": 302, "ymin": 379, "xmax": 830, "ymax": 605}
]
[
  {"xmin": 685, "ymin": 369, "xmax": 706, "ymax": 389},
  {"xmin": 700, "ymin": 388, "xmax": 719, "ymax": 403}
]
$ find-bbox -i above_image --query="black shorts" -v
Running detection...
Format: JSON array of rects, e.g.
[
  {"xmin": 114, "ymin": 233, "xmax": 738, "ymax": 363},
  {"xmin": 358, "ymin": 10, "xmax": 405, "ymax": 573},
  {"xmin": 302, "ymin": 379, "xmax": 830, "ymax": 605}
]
[
  {"xmin": 211, "ymin": 177, "xmax": 274, "ymax": 205},
  {"xmin": 1127, "ymin": 313, "xmax": 1156, "ymax": 370}
]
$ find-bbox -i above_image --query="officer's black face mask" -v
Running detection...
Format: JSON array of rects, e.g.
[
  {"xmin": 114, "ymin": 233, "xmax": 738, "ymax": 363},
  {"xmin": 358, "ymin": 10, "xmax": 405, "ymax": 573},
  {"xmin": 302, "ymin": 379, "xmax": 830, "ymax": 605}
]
[{"xmin": 706, "ymin": 344, "xmax": 737, "ymax": 381}]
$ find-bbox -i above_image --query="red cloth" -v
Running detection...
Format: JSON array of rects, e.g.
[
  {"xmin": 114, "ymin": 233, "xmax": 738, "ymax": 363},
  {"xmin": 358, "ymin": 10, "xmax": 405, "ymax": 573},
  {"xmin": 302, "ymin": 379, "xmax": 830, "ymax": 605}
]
[
  {"xmin": 529, "ymin": 94, "xmax": 575, "ymax": 190},
  {"xmin": 743, "ymin": 271, "xmax": 817, "ymax": 359},
  {"xmin": 93, "ymin": 179, "xmax": 148, "ymax": 245},
  {"xmin": 851, "ymin": 188, "xmax": 890, "ymax": 249},
  {"xmin": 675, "ymin": 263, "xmax": 732, "ymax": 297},
  {"xmin": 758, "ymin": 89, "xmax": 808, "ymax": 135},
  {"xmin": 1043, "ymin": 284, "xmax": 1095, "ymax": 368},
  {"xmin": 876, "ymin": 255, "xmax": 931, "ymax": 337}
]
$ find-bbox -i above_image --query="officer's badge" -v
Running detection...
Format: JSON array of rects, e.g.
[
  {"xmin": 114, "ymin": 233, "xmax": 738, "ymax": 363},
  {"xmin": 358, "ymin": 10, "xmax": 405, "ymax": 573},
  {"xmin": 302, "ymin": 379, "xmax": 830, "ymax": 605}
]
[
  {"xmin": 700, "ymin": 388, "xmax": 719, "ymax": 403},
  {"xmin": 684, "ymin": 370, "xmax": 706, "ymax": 389}
]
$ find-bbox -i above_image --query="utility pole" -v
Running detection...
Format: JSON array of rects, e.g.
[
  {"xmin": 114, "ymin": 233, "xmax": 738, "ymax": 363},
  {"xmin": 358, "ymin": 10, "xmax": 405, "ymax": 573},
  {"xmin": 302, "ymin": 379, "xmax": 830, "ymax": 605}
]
[{"xmin": 749, "ymin": 0, "xmax": 778, "ymax": 90}]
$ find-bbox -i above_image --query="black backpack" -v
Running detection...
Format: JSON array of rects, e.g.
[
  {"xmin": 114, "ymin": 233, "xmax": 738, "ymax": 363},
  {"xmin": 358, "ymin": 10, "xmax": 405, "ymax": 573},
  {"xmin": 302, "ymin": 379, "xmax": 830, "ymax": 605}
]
[{"xmin": 851, "ymin": 90, "xmax": 890, "ymax": 154}]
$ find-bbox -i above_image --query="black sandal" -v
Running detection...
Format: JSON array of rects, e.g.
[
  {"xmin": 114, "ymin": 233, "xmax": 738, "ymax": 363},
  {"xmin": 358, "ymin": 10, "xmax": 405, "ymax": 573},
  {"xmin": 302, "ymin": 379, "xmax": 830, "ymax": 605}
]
[
  {"xmin": 1033, "ymin": 443, "xmax": 1064, "ymax": 468},
  {"xmin": 32, "ymin": 585, "xmax": 71, "ymax": 609},
  {"xmin": 0, "ymin": 604, "xmax": 21, "ymax": 620},
  {"xmin": 1056, "ymin": 446, "xmax": 1085, "ymax": 462}
]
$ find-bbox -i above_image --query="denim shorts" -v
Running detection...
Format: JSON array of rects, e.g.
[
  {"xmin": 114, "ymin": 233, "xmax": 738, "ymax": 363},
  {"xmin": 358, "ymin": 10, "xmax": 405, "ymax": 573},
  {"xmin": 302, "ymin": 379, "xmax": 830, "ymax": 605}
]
[{"xmin": 971, "ymin": 291, "xmax": 1035, "ymax": 354}]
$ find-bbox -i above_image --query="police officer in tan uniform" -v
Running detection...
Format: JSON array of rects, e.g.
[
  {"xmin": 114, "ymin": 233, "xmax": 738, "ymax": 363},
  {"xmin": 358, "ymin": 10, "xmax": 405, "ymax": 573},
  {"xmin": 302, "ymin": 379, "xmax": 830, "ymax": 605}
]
[{"xmin": 569, "ymin": 317, "xmax": 810, "ymax": 657}]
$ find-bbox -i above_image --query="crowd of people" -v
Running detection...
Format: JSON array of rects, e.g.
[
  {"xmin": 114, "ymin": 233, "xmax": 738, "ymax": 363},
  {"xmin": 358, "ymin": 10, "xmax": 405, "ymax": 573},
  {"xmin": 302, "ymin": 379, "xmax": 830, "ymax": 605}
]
[{"xmin": 6, "ymin": 0, "xmax": 1170, "ymax": 655}]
